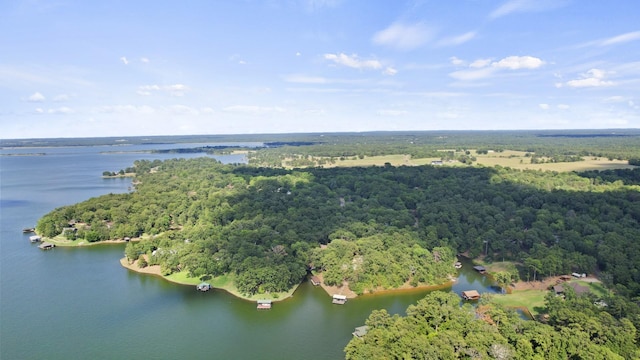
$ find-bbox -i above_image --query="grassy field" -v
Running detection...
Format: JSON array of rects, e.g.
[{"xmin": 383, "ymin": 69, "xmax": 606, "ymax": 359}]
[
  {"xmin": 286, "ymin": 150, "xmax": 634, "ymax": 172},
  {"xmin": 491, "ymin": 289, "xmax": 548, "ymax": 316}
]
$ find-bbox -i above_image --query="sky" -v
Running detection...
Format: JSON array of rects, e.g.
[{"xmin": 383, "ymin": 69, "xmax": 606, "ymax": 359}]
[{"xmin": 1, "ymin": 0, "xmax": 639, "ymax": 139}]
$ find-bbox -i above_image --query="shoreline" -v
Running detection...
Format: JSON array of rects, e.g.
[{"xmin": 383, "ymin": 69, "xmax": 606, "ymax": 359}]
[
  {"xmin": 119, "ymin": 257, "xmax": 299, "ymax": 302},
  {"xmin": 314, "ymin": 272, "xmax": 456, "ymax": 299},
  {"xmin": 39, "ymin": 236, "xmax": 137, "ymax": 247}
]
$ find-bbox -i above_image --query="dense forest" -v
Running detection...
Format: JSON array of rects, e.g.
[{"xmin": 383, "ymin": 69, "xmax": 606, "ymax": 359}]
[
  {"xmin": 344, "ymin": 290, "xmax": 639, "ymax": 359},
  {"xmin": 37, "ymin": 158, "xmax": 640, "ymax": 299},
  {"xmin": 32, "ymin": 131, "xmax": 640, "ymax": 358}
]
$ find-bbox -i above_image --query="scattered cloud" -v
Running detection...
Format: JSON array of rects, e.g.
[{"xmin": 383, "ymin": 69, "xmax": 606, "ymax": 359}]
[
  {"xmin": 372, "ymin": 22, "xmax": 433, "ymax": 50},
  {"xmin": 598, "ymin": 31, "xmax": 640, "ymax": 46},
  {"xmin": 27, "ymin": 92, "xmax": 45, "ymax": 102},
  {"xmin": 120, "ymin": 56, "xmax": 129, "ymax": 65},
  {"xmin": 557, "ymin": 104, "xmax": 570, "ymax": 109},
  {"xmin": 558, "ymin": 69, "xmax": 615, "ymax": 88},
  {"xmin": 493, "ymin": 56, "xmax": 544, "ymax": 70},
  {"xmin": 449, "ymin": 55, "xmax": 544, "ymax": 81},
  {"xmin": 170, "ymin": 105, "xmax": 199, "ymax": 115},
  {"xmin": 138, "ymin": 84, "xmax": 189, "ymax": 96},
  {"xmin": 539, "ymin": 103, "xmax": 549, "ymax": 110},
  {"xmin": 140, "ymin": 57, "xmax": 150, "ymax": 63},
  {"xmin": 47, "ymin": 106, "xmax": 74, "ymax": 114},
  {"xmin": 437, "ymin": 31, "xmax": 477, "ymax": 47},
  {"xmin": 324, "ymin": 53, "xmax": 382, "ymax": 70},
  {"xmin": 489, "ymin": 0, "xmax": 567, "ymax": 20},
  {"xmin": 470, "ymin": 58, "xmax": 492, "ymax": 68},
  {"xmin": 35, "ymin": 108, "xmax": 44, "ymax": 113},
  {"xmin": 450, "ymin": 57, "xmax": 465, "ymax": 66},
  {"xmin": 383, "ymin": 67, "xmax": 398, "ymax": 76}
]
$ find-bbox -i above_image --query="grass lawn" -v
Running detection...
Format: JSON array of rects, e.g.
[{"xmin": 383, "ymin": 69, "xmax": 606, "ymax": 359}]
[
  {"xmin": 572, "ymin": 280, "xmax": 610, "ymax": 298},
  {"xmin": 165, "ymin": 271, "xmax": 298, "ymax": 302},
  {"xmin": 491, "ymin": 289, "xmax": 548, "ymax": 316}
]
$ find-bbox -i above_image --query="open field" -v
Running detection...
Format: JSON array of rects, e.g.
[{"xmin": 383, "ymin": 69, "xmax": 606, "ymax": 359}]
[
  {"xmin": 284, "ymin": 150, "xmax": 635, "ymax": 172},
  {"xmin": 491, "ymin": 289, "xmax": 548, "ymax": 316}
]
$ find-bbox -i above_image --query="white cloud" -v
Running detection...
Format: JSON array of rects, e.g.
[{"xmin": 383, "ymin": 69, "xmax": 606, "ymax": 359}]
[
  {"xmin": 437, "ymin": 31, "xmax": 476, "ymax": 47},
  {"xmin": 120, "ymin": 56, "xmax": 129, "ymax": 65},
  {"xmin": 324, "ymin": 53, "xmax": 382, "ymax": 70},
  {"xmin": 28, "ymin": 92, "xmax": 46, "ymax": 102},
  {"xmin": 492, "ymin": 56, "xmax": 544, "ymax": 70},
  {"xmin": 372, "ymin": 22, "xmax": 433, "ymax": 50},
  {"xmin": 470, "ymin": 58, "xmax": 492, "ymax": 68},
  {"xmin": 599, "ymin": 31, "xmax": 640, "ymax": 46},
  {"xmin": 557, "ymin": 104, "xmax": 570, "ymax": 109},
  {"xmin": 138, "ymin": 84, "xmax": 190, "ymax": 96},
  {"xmin": 450, "ymin": 57, "xmax": 464, "ymax": 66},
  {"xmin": 383, "ymin": 67, "xmax": 398, "ymax": 76},
  {"xmin": 35, "ymin": 108, "xmax": 44, "ymax": 113},
  {"xmin": 47, "ymin": 106, "xmax": 74, "ymax": 114},
  {"xmin": 449, "ymin": 55, "xmax": 544, "ymax": 81},
  {"xmin": 489, "ymin": 0, "xmax": 566, "ymax": 20},
  {"xmin": 140, "ymin": 57, "xmax": 150, "ymax": 63},
  {"xmin": 562, "ymin": 69, "xmax": 614, "ymax": 88},
  {"xmin": 539, "ymin": 103, "xmax": 550, "ymax": 110}
]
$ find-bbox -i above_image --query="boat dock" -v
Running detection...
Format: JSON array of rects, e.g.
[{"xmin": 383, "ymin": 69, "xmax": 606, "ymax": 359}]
[
  {"xmin": 257, "ymin": 300, "xmax": 272, "ymax": 309},
  {"xmin": 332, "ymin": 294, "xmax": 347, "ymax": 305}
]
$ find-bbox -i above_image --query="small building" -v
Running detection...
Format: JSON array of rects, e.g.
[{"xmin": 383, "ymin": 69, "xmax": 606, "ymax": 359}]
[
  {"xmin": 352, "ymin": 325, "xmax": 369, "ymax": 338},
  {"xmin": 23, "ymin": 227, "xmax": 35, "ymax": 233},
  {"xmin": 38, "ymin": 242, "xmax": 55, "ymax": 250},
  {"xmin": 196, "ymin": 282, "xmax": 211, "ymax": 292},
  {"xmin": 553, "ymin": 282, "xmax": 589, "ymax": 296},
  {"xmin": 431, "ymin": 160, "xmax": 443, "ymax": 166},
  {"xmin": 310, "ymin": 276, "xmax": 321, "ymax": 286},
  {"xmin": 462, "ymin": 290, "xmax": 481, "ymax": 300},
  {"xmin": 454, "ymin": 262, "xmax": 462, "ymax": 269},
  {"xmin": 473, "ymin": 266, "xmax": 486, "ymax": 274},
  {"xmin": 257, "ymin": 300, "xmax": 272, "ymax": 309},
  {"xmin": 29, "ymin": 235, "xmax": 42, "ymax": 243},
  {"xmin": 332, "ymin": 294, "xmax": 347, "ymax": 305}
]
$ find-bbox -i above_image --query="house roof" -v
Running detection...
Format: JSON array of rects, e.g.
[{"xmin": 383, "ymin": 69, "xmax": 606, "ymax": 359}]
[{"xmin": 553, "ymin": 282, "xmax": 590, "ymax": 295}]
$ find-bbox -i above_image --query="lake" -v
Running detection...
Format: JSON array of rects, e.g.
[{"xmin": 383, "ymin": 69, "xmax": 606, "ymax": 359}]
[{"xmin": 0, "ymin": 143, "xmax": 500, "ymax": 359}]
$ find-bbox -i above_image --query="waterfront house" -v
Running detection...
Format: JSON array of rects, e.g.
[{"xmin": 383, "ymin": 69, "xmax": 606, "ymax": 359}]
[
  {"xmin": 38, "ymin": 242, "xmax": 55, "ymax": 250},
  {"xmin": 196, "ymin": 282, "xmax": 211, "ymax": 292},
  {"xmin": 257, "ymin": 300, "xmax": 272, "ymax": 309},
  {"xmin": 352, "ymin": 326, "xmax": 369, "ymax": 338},
  {"xmin": 332, "ymin": 294, "xmax": 347, "ymax": 305},
  {"xmin": 310, "ymin": 276, "xmax": 321, "ymax": 286},
  {"xmin": 29, "ymin": 235, "xmax": 41, "ymax": 243},
  {"xmin": 462, "ymin": 290, "xmax": 481, "ymax": 300},
  {"xmin": 553, "ymin": 282, "xmax": 589, "ymax": 296}
]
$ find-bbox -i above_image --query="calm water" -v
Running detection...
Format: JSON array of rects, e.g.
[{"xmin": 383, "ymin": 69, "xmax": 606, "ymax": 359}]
[{"xmin": 0, "ymin": 144, "xmax": 499, "ymax": 360}]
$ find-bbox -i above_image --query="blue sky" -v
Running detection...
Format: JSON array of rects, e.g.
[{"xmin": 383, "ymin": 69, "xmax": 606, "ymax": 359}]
[{"xmin": 1, "ymin": 0, "xmax": 639, "ymax": 139}]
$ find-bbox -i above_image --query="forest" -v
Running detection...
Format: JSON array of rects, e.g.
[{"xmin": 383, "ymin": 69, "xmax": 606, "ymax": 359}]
[
  {"xmin": 33, "ymin": 130, "xmax": 640, "ymax": 357},
  {"xmin": 344, "ymin": 290, "xmax": 639, "ymax": 359}
]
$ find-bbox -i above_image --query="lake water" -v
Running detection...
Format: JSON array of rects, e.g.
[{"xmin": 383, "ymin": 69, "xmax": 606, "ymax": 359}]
[{"xmin": 0, "ymin": 143, "xmax": 500, "ymax": 360}]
